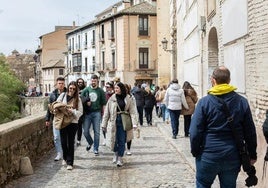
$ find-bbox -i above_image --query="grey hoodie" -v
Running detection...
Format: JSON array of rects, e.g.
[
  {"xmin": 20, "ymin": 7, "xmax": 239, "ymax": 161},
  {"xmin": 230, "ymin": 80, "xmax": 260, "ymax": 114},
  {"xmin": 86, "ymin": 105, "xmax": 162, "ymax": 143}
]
[{"xmin": 164, "ymin": 83, "xmax": 189, "ymax": 110}]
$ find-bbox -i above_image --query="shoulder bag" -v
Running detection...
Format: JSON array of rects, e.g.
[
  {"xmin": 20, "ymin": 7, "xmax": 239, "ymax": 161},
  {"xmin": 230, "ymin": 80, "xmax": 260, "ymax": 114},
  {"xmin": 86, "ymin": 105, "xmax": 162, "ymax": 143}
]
[
  {"xmin": 210, "ymin": 94, "xmax": 258, "ymax": 187},
  {"xmin": 117, "ymin": 103, "xmax": 133, "ymax": 131}
]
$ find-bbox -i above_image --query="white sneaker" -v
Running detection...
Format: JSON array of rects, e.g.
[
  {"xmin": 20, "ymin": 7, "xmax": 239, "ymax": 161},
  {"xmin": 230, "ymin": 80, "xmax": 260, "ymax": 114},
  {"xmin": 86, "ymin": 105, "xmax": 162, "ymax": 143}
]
[
  {"xmin": 102, "ymin": 140, "xmax": 106, "ymax": 146},
  {"xmin": 112, "ymin": 153, "xmax": 118, "ymax": 163},
  {"xmin": 54, "ymin": 152, "xmax": 62, "ymax": 161},
  {"xmin": 117, "ymin": 157, "xmax": 123, "ymax": 167},
  {"xmin": 62, "ymin": 160, "xmax": 66, "ymax": 166},
  {"xmin": 66, "ymin": 165, "xmax": 73, "ymax": 170},
  {"xmin": 126, "ymin": 150, "xmax": 132, "ymax": 156}
]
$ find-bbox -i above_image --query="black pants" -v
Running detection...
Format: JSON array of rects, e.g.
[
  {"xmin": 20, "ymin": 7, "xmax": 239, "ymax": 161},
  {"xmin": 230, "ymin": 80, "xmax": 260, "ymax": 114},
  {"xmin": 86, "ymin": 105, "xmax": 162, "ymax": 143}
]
[
  {"xmin": 137, "ymin": 106, "xmax": 144, "ymax": 126},
  {"xmin": 77, "ymin": 115, "xmax": 84, "ymax": 141},
  {"xmin": 183, "ymin": 115, "xmax": 191, "ymax": 136},
  {"xmin": 144, "ymin": 107, "xmax": 153, "ymax": 125},
  {"xmin": 60, "ymin": 123, "xmax": 78, "ymax": 166}
]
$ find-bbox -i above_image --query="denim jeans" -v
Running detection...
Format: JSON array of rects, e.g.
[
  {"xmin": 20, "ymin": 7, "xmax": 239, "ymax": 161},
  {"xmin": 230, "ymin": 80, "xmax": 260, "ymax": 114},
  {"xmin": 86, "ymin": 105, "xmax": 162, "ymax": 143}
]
[
  {"xmin": 169, "ymin": 109, "xmax": 181, "ymax": 136},
  {"xmin": 83, "ymin": 111, "xmax": 101, "ymax": 152},
  {"xmin": 195, "ymin": 157, "xmax": 240, "ymax": 188},
  {"xmin": 53, "ymin": 124, "xmax": 62, "ymax": 153},
  {"xmin": 160, "ymin": 104, "xmax": 166, "ymax": 121},
  {"xmin": 114, "ymin": 115, "xmax": 126, "ymax": 157}
]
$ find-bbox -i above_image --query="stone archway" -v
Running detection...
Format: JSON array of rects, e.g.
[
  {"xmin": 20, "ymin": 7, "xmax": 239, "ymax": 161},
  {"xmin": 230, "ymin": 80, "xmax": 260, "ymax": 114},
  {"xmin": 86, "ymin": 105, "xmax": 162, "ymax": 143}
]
[{"xmin": 207, "ymin": 27, "xmax": 219, "ymax": 87}]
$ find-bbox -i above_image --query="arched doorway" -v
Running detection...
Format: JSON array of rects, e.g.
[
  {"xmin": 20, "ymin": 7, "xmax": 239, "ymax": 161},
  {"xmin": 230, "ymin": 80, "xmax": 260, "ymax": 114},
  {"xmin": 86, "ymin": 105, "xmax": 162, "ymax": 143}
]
[{"xmin": 207, "ymin": 27, "xmax": 219, "ymax": 88}]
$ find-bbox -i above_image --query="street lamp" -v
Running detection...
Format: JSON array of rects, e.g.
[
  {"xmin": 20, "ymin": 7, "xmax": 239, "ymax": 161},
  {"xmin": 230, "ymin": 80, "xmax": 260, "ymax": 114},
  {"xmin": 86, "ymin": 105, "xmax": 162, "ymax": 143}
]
[{"xmin": 161, "ymin": 37, "xmax": 174, "ymax": 52}]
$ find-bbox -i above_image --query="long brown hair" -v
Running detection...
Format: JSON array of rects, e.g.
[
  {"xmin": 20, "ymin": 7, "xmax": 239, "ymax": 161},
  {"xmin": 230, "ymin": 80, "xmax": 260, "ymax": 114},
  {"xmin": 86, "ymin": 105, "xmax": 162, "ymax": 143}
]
[{"xmin": 67, "ymin": 81, "xmax": 79, "ymax": 109}]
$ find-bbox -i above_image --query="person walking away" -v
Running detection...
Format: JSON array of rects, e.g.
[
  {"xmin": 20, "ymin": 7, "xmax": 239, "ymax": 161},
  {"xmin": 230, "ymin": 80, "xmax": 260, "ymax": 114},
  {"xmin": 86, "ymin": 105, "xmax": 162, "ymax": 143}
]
[
  {"xmin": 189, "ymin": 66, "xmax": 257, "ymax": 187},
  {"xmin": 133, "ymin": 84, "xmax": 145, "ymax": 126},
  {"xmin": 101, "ymin": 82, "xmax": 138, "ymax": 167},
  {"xmin": 180, "ymin": 81, "xmax": 198, "ymax": 137},
  {"xmin": 159, "ymin": 85, "xmax": 167, "ymax": 122},
  {"xmin": 76, "ymin": 78, "xmax": 86, "ymax": 146},
  {"xmin": 144, "ymin": 87, "xmax": 156, "ymax": 126},
  {"xmin": 102, "ymin": 81, "xmax": 114, "ymax": 146},
  {"xmin": 57, "ymin": 81, "xmax": 83, "ymax": 170},
  {"xmin": 164, "ymin": 79, "xmax": 189, "ymax": 139},
  {"xmin": 81, "ymin": 74, "xmax": 106, "ymax": 156},
  {"xmin": 154, "ymin": 86, "xmax": 160, "ymax": 116},
  {"xmin": 45, "ymin": 77, "xmax": 66, "ymax": 161}
]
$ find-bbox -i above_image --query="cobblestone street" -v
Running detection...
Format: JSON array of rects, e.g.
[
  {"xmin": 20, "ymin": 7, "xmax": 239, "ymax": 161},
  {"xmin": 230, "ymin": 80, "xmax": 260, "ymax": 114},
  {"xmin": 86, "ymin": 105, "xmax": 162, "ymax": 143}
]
[{"xmin": 5, "ymin": 115, "xmax": 247, "ymax": 188}]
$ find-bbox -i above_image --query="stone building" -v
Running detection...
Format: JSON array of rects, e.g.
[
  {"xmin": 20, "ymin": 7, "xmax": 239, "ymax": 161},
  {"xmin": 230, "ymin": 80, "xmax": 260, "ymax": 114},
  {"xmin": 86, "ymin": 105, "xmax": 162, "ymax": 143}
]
[{"xmin": 170, "ymin": 0, "xmax": 268, "ymax": 185}]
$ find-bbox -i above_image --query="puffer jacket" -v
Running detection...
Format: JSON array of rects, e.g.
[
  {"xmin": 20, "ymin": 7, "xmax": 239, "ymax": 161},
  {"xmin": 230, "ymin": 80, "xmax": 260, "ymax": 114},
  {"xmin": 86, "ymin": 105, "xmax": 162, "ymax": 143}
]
[
  {"xmin": 164, "ymin": 83, "xmax": 189, "ymax": 110},
  {"xmin": 101, "ymin": 94, "xmax": 139, "ymax": 151}
]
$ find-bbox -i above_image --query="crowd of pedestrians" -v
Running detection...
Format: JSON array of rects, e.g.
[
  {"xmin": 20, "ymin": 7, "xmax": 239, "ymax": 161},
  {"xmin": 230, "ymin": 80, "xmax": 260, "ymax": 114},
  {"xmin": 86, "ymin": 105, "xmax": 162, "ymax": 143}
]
[{"xmin": 45, "ymin": 66, "xmax": 259, "ymax": 188}]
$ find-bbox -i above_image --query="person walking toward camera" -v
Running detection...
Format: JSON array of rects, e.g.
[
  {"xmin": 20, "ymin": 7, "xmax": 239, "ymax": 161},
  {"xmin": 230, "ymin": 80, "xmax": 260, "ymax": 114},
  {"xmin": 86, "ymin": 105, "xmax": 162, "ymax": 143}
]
[
  {"xmin": 181, "ymin": 81, "xmax": 198, "ymax": 137},
  {"xmin": 57, "ymin": 81, "xmax": 83, "ymax": 170},
  {"xmin": 76, "ymin": 78, "xmax": 86, "ymax": 146},
  {"xmin": 45, "ymin": 77, "xmax": 66, "ymax": 161},
  {"xmin": 81, "ymin": 74, "xmax": 106, "ymax": 156},
  {"xmin": 101, "ymin": 82, "xmax": 138, "ymax": 167},
  {"xmin": 189, "ymin": 66, "xmax": 257, "ymax": 187}
]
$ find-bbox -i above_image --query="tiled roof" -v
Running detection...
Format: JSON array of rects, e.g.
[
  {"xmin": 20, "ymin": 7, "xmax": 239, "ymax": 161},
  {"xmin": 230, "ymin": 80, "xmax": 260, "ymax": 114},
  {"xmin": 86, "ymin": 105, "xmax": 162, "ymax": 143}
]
[
  {"xmin": 120, "ymin": 2, "xmax": 156, "ymax": 15},
  {"xmin": 42, "ymin": 59, "xmax": 64, "ymax": 69}
]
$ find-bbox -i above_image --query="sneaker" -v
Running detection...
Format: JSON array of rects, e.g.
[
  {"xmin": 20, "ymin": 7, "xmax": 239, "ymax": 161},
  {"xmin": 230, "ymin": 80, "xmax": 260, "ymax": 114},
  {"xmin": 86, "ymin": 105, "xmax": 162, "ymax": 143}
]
[
  {"xmin": 117, "ymin": 157, "xmax": 123, "ymax": 167},
  {"xmin": 126, "ymin": 150, "xmax": 132, "ymax": 156},
  {"xmin": 62, "ymin": 160, "xmax": 67, "ymax": 166},
  {"xmin": 102, "ymin": 140, "xmax": 106, "ymax": 146},
  {"xmin": 86, "ymin": 145, "xmax": 91, "ymax": 152},
  {"xmin": 54, "ymin": 152, "xmax": 62, "ymax": 161},
  {"xmin": 76, "ymin": 141, "xmax": 81, "ymax": 147},
  {"xmin": 94, "ymin": 150, "xmax": 99, "ymax": 156},
  {"xmin": 172, "ymin": 135, "xmax": 177, "ymax": 139},
  {"xmin": 112, "ymin": 153, "xmax": 118, "ymax": 163},
  {"xmin": 66, "ymin": 165, "xmax": 73, "ymax": 170}
]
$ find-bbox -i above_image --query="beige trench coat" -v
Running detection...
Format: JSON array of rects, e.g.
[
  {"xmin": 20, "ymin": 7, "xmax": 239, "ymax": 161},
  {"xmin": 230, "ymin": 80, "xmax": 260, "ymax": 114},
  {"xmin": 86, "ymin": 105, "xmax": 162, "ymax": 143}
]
[{"xmin": 101, "ymin": 94, "xmax": 139, "ymax": 151}]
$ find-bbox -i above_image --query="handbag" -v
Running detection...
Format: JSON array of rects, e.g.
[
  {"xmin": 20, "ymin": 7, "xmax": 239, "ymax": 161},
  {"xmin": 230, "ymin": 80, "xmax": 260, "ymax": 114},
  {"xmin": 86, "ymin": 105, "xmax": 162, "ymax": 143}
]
[
  {"xmin": 117, "ymin": 103, "xmax": 133, "ymax": 131},
  {"xmin": 210, "ymin": 94, "xmax": 258, "ymax": 187}
]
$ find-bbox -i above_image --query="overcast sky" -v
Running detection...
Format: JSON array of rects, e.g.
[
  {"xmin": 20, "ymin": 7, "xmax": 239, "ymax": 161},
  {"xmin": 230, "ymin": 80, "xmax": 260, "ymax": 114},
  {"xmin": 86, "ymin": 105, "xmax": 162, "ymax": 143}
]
[{"xmin": 0, "ymin": 0, "xmax": 119, "ymax": 56}]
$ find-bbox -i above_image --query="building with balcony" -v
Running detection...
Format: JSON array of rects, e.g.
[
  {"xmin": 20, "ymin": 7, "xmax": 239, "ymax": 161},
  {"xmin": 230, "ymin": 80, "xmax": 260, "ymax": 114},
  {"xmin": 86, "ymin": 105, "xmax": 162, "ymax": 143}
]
[
  {"xmin": 66, "ymin": 21, "xmax": 96, "ymax": 86},
  {"xmin": 94, "ymin": 0, "xmax": 157, "ymax": 87}
]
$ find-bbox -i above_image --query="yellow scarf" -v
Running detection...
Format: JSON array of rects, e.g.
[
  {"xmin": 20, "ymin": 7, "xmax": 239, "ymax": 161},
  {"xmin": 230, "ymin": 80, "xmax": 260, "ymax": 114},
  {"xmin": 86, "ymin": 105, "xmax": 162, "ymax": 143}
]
[{"xmin": 208, "ymin": 84, "xmax": 237, "ymax": 95}]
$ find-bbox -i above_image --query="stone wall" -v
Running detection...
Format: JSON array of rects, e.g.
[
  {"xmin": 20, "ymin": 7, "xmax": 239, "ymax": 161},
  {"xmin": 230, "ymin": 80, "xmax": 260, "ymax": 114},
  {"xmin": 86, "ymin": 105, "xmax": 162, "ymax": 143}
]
[
  {"xmin": 20, "ymin": 96, "xmax": 49, "ymax": 117},
  {"xmin": 0, "ymin": 112, "xmax": 53, "ymax": 186}
]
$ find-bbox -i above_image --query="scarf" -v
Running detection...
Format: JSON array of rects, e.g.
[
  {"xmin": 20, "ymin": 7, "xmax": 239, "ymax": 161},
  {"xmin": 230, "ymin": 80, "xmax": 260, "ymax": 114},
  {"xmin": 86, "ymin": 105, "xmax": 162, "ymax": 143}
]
[{"xmin": 208, "ymin": 84, "xmax": 237, "ymax": 95}]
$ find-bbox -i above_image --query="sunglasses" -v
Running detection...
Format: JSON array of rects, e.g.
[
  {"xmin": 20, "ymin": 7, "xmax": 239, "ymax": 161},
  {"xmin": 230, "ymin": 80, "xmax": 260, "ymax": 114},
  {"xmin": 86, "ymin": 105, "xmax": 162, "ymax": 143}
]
[{"xmin": 69, "ymin": 87, "xmax": 76, "ymax": 90}]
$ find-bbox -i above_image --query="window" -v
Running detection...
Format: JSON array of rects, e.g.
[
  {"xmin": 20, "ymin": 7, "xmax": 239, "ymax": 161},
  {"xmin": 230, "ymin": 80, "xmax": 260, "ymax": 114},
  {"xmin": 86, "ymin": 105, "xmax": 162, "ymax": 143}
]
[
  {"xmin": 102, "ymin": 51, "xmax": 105, "ymax": 70},
  {"xmin": 85, "ymin": 57, "xmax": 88, "ymax": 72},
  {"xmin": 92, "ymin": 56, "xmax": 96, "ymax": 71},
  {"xmin": 84, "ymin": 33, "xmax": 88, "ymax": 49},
  {"xmin": 92, "ymin": 30, "xmax": 95, "ymax": 46},
  {"xmin": 72, "ymin": 53, "xmax": 82, "ymax": 72},
  {"xmin": 109, "ymin": 20, "xmax": 115, "ymax": 39},
  {"xmin": 139, "ymin": 48, "xmax": 148, "ymax": 69},
  {"xmin": 112, "ymin": 51, "xmax": 115, "ymax": 69},
  {"xmin": 72, "ymin": 38, "xmax": 74, "ymax": 51},
  {"xmin": 59, "ymin": 69, "xmax": 64, "ymax": 75},
  {"xmin": 77, "ymin": 35, "xmax": 81, "ymax": 50},
  {"xmin": 139, "ymin": 15, "xmax": 148, "ymax": 36},
  {"xmin": 100, "ymin": 24, "xmax": 105, "ymax": 41}
]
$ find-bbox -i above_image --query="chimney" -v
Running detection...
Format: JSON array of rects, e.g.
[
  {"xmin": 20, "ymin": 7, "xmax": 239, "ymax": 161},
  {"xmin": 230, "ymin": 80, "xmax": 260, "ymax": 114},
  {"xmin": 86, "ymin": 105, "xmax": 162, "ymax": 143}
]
[
  {"xmin": 112, "ymin": 6, "xmax": 117, "ymax": 14},
  {"xmin": 72, "ymin": 21, "xmax": 76, "ymax": 28},
  {"xmin": 123, "ymin": 0, "xmax": 131, "ymax": 8}
]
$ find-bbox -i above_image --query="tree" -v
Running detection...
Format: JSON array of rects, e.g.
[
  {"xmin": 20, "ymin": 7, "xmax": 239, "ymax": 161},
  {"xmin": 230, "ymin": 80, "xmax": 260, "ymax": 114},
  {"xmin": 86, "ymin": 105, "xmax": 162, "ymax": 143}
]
[{"xmin": 0, "ymin": 54, "xmax": 26, "ymax": 124}]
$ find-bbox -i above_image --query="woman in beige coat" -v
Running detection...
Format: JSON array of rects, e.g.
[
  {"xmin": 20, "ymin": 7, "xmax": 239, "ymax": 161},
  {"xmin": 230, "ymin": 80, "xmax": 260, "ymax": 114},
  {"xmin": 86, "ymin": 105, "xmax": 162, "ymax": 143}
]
[
  {"xmin": 181, "ymin": 81, "xmax": 198, "ymax": 137},
  {"xmin": 101, "ymin": 82, "xmax": 138, "ymax": 167}
]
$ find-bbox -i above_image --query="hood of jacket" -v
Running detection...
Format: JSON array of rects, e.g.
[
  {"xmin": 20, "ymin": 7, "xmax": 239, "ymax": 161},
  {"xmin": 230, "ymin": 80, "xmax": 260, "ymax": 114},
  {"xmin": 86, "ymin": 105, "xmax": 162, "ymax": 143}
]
[{"xmin": 170, "ymin": 83, "xmax": 180, "ymax": 90}]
